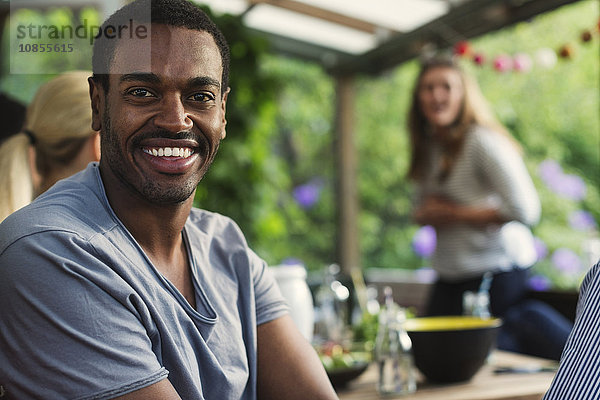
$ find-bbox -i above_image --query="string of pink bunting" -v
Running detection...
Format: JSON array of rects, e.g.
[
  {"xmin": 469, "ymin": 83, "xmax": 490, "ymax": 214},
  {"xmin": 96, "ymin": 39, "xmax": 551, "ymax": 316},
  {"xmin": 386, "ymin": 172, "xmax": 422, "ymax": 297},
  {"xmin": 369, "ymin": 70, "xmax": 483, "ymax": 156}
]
[{"xmin": 453, "ymin": 18, "xmax": 600, "ymax": 73}]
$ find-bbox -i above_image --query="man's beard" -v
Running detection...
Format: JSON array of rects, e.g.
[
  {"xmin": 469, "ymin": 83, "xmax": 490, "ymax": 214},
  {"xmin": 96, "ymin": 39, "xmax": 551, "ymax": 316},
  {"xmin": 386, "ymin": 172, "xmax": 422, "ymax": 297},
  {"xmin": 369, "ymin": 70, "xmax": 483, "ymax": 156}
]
[{"xmin": 101, "ymin": 109, "xmax": 202, "ymax": 205}]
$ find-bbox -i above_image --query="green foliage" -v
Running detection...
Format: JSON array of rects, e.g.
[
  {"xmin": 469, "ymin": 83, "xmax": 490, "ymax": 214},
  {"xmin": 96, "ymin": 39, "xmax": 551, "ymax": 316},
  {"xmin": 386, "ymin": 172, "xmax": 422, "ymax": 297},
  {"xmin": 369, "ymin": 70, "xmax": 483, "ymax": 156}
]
[
  {"xmin": 0, "ymin": 7, "xmax": 99, "ymax": 102},
  {"xmin": 196, "ymin": 10, "xmax": 338, "ymax": 269},
  {"xmin": 192, "ymin": 10, "xmax": 287, "ymax": 253},
  {"xmin": 254, "ymin": 56, "xmax": 337, "ymax": 268},
  {"xmin": 355, "ymin": 62, "xmax": 422, "ymax": 270}
]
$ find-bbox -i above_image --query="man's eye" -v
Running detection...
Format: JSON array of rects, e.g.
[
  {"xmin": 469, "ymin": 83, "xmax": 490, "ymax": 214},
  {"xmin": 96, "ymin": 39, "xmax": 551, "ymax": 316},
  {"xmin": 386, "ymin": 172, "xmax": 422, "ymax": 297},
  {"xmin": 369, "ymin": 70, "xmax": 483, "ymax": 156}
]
[
  {"xmin": 128, "ymin": 88, "xmax": 154, "ymax": 97},
  {"xmin": 189, "ymin": 92, "xmax": 215, "ymax": 102}
]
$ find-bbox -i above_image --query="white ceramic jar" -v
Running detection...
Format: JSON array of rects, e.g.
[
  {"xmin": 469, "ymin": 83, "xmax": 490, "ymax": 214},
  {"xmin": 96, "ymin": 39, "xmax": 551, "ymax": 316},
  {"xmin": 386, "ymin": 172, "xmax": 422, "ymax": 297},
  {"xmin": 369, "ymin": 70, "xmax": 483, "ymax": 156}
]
[{"xmin": 270, "ymin": 264, "xmax": 315, "ymax": 342}]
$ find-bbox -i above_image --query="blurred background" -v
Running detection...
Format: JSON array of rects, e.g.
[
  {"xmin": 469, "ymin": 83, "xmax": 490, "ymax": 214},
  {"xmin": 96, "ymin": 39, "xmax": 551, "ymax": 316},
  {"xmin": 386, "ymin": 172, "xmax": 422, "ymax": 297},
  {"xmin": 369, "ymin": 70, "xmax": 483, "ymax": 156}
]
[{"xmin": 0, "ymin": 0, "xmax": 598, "ymax": 295}]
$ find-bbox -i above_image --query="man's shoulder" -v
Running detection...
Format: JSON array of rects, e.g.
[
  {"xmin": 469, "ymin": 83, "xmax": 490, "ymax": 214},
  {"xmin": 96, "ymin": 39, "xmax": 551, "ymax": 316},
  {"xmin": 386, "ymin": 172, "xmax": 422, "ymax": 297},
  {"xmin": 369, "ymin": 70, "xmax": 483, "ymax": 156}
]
[{"xmin": 580, "ymin": 260, "xmax": 600, "ymax": 299}]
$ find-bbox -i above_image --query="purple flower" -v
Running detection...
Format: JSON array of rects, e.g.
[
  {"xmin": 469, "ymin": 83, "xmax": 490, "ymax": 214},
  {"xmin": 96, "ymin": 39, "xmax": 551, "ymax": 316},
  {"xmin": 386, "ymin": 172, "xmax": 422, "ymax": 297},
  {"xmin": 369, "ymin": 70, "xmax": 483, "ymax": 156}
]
[
  {"xmin": 556, "ymin": 174, "xmax": 586, "ymax": 201},
  {"xmin": 528, "ymin": 274, "xmax": 552, "ymax": 291},
  {"xmin": 551, "ymin": 248, "xmax": 583, "ymax": 275},
  {"xmin": 537, "ymin": 159, "xmax": 587, "ymax": 201},
  {"xmin": 293, "ymin": 180, "xmax": 322, "ymax": 209},
  {"xmin": 569, "ymin": 210, "xmax": 598, "ymax": 231},
  {"xmin": 412, "ymin": 225, "xmax": 437, "ymax": 258},
  {"xmin": 538, "ymin": 159, "xmax": 563, "ymax": 185},
  {"xmin": 533, "ymin": 237, "xmax": 548, "ymax": 261}
]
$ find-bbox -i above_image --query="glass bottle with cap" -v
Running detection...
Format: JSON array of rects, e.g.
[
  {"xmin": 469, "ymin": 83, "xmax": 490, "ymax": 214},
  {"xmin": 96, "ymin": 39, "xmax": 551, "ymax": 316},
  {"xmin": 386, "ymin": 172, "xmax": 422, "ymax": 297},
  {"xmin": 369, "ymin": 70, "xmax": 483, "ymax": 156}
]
[{"xmin": 374, "ymin": 286, "xmax": 416, "ymax": 395}]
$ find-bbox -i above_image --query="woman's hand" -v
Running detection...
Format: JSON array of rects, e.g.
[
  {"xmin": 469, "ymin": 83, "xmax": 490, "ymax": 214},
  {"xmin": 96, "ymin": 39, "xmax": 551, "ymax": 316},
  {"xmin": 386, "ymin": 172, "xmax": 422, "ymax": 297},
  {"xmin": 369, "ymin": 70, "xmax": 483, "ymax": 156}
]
[
  {"xmin": 413, "ymin": 195, "xmax": 460, "ymax": 226},
  {"xmin": 413, "ymin": 195, "xmax": 506, "ymax": 227}
]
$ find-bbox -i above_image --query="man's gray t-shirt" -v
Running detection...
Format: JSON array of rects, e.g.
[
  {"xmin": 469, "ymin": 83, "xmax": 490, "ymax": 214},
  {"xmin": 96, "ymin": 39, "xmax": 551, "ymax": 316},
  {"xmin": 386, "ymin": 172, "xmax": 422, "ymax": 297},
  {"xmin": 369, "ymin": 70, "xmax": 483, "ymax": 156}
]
[{"xmin": 0, "ymin": 163, "xmax": 289, "ymax": 400}]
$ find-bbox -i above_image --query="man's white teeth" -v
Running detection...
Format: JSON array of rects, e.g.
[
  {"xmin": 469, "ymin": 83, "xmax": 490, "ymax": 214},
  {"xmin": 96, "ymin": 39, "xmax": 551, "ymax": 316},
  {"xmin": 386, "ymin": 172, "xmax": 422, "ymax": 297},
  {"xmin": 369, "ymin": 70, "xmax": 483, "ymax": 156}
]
[{"xmin": 145, "ymin": 147, "xmax": 193, "ymax": 158}]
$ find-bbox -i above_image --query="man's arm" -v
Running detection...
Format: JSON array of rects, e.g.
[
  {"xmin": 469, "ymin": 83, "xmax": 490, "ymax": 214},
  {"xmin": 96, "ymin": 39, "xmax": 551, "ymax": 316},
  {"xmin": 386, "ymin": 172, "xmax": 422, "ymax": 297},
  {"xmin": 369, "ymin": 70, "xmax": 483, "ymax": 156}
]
[
  {"xmin": 113, "ymin": 379, "xmax": 181, "ymax": 400},
  {"xmin": 257, "ymin": 315, "xmax": 339, "ymax": 400}
]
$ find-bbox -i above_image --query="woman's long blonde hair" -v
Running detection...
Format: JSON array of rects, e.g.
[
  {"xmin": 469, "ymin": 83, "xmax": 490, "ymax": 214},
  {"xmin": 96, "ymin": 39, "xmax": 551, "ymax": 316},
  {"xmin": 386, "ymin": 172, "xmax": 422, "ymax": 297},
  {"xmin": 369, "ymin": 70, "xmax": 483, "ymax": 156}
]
[
  {"xmin": 406, "ymin": 55, "xmax": 520, "ymax": 182},
  {"xmin": 0, "ymin": 70, "xmax": 94, "ymax": 222}
]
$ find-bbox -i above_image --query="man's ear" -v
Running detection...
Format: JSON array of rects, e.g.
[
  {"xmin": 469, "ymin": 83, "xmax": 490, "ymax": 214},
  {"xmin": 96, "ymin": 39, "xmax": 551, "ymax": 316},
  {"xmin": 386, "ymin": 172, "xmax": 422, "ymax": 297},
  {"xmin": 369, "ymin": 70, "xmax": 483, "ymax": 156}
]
[
  {"xmin": 88, "ymin": 77, "xmax": 104, "ymax": 132},
  {"xmin": 220, "ymin": 87, "xmax": 230, "ymax": 140}
]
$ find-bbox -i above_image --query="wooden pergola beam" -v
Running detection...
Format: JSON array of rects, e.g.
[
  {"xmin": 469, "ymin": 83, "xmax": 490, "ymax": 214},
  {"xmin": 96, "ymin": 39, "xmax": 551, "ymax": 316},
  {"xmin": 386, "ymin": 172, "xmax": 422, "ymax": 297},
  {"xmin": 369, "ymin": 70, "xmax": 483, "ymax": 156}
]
[
  {"xmin": 247, "ymin": 0, "xmax": 394, "ymax": 35},
  {"xmin": 333, "ymin": 74, "xmax": 360, "ymax": 275}
]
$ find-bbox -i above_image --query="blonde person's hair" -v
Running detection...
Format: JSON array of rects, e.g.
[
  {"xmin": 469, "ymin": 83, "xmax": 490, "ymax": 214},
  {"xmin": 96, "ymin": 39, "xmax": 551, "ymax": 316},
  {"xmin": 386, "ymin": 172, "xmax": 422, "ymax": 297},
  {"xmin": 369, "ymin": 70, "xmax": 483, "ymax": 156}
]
[
  {"xmin": 0, "ymin": 70, "xmax": 94, "ymax": 222},
  {"xmin": 407, "ymin": 55, "xmax": 520, "ymax": 182}
]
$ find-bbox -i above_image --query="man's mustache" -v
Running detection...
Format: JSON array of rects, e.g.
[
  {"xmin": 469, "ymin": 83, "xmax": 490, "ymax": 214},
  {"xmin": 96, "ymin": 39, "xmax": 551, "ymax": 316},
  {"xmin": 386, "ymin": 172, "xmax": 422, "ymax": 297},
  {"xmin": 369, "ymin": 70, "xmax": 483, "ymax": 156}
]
[{"xmin": 134, "ymin": 130, "xmax": 197, "ymax": 142}]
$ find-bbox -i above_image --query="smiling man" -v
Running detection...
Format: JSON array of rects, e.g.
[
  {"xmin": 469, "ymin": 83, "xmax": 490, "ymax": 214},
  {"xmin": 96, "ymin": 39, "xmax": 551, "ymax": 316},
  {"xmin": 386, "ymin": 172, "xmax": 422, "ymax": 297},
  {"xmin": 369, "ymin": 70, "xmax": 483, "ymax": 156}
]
[{"xmin": 0, "ymin": 1, "xmax": 338, "ymax": 399}]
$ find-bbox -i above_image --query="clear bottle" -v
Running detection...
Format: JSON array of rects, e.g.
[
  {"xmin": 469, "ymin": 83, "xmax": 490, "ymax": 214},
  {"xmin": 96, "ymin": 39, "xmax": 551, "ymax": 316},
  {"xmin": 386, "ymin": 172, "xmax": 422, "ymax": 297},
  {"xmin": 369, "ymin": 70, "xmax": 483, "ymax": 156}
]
[
  {"xmin": 472, "ymin": 291, "xmax": 491, "ymax": 319},
  {"xmin": 314, "ymin": 264, "xmax": 349, "ymax": 344},
  {"xmin": 366, "ymin": 285, "xmax": 381, "ymax": 316},
  {"xmin": 462, "ymin": 290, "xmax": 476, "ymax": 316},
  {"xmin": 375, "ymin": 286, "xmax": 416, "ymax": 396},
  {"xmin": 463, "ymin": 272, "xmax": 492, "ymax": 319}
]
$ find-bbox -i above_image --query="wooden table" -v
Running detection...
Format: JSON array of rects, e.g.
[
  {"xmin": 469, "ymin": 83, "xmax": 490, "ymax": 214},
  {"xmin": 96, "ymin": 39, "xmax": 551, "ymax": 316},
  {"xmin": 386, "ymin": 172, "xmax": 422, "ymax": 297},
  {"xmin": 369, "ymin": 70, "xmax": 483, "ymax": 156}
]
[{"xmin": 336, "ymin": 351, "xmax": 557, "ymax": 400}]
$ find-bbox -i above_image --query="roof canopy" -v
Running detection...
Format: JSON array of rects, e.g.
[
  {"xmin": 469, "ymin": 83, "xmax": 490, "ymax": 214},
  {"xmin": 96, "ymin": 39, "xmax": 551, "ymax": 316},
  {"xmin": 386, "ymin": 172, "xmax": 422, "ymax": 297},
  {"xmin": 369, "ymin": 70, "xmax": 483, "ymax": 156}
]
[
  {"xmin": 4, "ymin": 0, "xmax": 581, "ymax": 75},
  {"xmin": 194, "ymin": 0, "xmax": 581, "ymax": 75}
]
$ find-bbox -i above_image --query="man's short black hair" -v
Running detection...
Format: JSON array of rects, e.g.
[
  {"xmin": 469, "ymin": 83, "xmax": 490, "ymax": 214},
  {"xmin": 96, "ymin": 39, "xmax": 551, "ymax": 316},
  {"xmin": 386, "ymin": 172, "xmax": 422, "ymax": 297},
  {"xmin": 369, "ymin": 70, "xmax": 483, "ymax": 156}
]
[{"xmin": 92, "ymin": 0, "xmax": 230, "ymax": 96}]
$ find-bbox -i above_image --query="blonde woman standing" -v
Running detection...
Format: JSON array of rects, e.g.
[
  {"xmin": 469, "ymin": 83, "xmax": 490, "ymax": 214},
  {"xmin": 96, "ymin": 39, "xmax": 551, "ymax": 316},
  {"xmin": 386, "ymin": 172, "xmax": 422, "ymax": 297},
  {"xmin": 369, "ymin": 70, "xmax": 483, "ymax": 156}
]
[
  {"xmin": 407, "ymin": 55, "xmax": 572, "ymax": 360},
  {"xmin": 0, "ymin": 71, "xmax": 100, "ymax": 222}
]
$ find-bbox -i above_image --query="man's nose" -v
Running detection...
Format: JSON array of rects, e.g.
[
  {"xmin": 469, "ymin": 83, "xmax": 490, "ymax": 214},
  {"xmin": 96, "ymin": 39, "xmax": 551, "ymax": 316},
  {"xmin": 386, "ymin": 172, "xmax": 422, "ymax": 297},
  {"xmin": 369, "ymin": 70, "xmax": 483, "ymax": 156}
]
[{"xmin": 154, "ymin": 95, "xmax": 193, "ymax": 133}]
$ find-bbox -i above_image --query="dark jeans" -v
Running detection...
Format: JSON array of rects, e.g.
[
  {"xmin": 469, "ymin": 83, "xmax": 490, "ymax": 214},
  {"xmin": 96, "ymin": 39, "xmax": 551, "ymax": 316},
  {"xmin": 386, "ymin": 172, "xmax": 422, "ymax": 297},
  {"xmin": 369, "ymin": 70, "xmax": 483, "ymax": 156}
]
[{"xmin": 425, "ymin": 268, "xmax": 573, "ymax": 360}]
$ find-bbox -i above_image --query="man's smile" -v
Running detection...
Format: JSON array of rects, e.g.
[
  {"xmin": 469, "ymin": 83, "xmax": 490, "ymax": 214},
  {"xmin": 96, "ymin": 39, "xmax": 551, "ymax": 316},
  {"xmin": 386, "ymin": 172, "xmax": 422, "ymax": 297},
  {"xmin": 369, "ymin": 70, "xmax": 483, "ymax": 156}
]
[
  {"xmin": 142, "ymin": 146, "xmax": 194, "ymax": 158},
  {"xmin": 137, "ymin": 140, "xmax": 201, "ymax": 174}
]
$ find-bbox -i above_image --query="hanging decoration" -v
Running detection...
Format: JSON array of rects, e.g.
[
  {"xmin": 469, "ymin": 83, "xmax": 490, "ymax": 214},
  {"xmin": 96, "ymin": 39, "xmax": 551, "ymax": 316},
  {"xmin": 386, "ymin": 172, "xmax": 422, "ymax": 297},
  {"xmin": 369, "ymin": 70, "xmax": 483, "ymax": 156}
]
[{"xmin": 452, "ymin": 18, "xmax": 599, "ymax": 73}]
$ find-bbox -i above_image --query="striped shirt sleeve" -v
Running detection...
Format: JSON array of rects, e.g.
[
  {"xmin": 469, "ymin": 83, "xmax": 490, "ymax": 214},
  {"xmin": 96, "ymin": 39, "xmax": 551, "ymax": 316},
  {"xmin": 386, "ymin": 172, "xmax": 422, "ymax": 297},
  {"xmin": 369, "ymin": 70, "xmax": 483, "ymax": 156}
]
[
  {"xmin": 543, "ymin": 260, "xmax": 600, "ymax": 399},
  {"xmin": 471, "ymin": 128, "xmax": 541, "ymax": 226}
]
